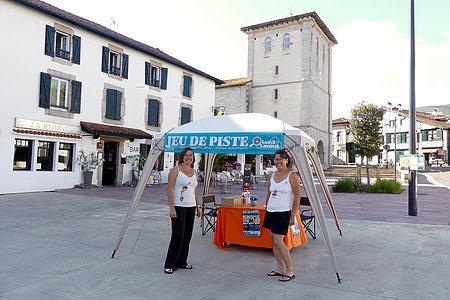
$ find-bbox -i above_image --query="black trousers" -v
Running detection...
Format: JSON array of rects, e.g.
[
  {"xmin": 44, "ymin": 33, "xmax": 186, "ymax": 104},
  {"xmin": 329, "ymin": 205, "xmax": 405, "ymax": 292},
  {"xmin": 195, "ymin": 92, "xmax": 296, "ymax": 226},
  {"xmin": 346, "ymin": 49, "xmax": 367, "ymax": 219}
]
[{"xmin": 164, "ymin": 206, "xmax": 196, "ymax": 269}]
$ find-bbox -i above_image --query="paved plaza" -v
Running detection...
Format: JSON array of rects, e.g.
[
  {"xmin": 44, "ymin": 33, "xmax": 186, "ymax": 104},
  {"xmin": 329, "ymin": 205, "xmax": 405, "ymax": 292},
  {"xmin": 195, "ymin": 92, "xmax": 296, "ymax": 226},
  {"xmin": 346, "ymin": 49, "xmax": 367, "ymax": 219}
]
[{"xmin": 1, "ymin": 171, "xmax": 449, "ymax": 299}]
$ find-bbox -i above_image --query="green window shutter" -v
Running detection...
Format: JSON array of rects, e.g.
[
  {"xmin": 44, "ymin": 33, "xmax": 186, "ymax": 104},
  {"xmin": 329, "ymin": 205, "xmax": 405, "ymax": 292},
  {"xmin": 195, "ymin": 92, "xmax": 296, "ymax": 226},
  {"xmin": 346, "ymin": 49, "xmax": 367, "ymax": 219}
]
[
  {"xmin": 145, "ymin": 62, "xmax": 150, "ymax": 85},
  {"xmin": 70, "ymin": 80, "xmax": 82, "ymax": 113},
  {"xmin": 106, "ymin": 89, "xmax": 116, "ymax": 119},
  {"xmin": 421, "ymin": 131, "xmax": 428, "ymax": 141},
  {"xmin": 101, "ymin": 46, "xmax": 109, "ymax": 73},
  {"xmin": 161, "ymin": 67, "xmax": 168, "ymax": 90},
  {"xmin": 181, "ymin": 107, "xmax": 191, "ymax": 125},
  {"xmin": 148, "ymin": 99, "xmax": 160, "ymax": 126},
  {"xmin": 44, "ymin": 25, "xmax": 55, "ymax": 57},
  {"xmin": 122, "ymin": 54, "xmax": 129, "ymax": 79},
  {"xmin": 39, "ymin": 72, "xmax": 51, "ymax": 108},
  {"xmin": 115, "ymin": 91, "xmax": 122, "ymax": 120},
  {"xmin": 396, "ymin": 134, "xmax": 401, "ymax": 143},
  {"xmin": 72, "ymin": 35, "xmax": 81, "ymax": 64},
  {"xmin": 437, "ymin": 129, "xmax": 443, "ymax": 140}
]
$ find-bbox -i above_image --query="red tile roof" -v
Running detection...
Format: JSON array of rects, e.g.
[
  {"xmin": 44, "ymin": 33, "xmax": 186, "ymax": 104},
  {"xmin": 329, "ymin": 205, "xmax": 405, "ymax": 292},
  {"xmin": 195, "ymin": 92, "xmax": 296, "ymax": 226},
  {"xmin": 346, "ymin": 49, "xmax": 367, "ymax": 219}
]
[
  {"xmin": 216, "ymin": 78, "xmax": 251, "ymax": 89},
  {"xmin": 80, "ymin": 122, "xmax": 153, "ymax": 139},
  {"xmin": 241, "ymin": 12, "xmax": 338, "ymax": 45},
  {"xmin": 14, "ymin": 0, "xmax": 223, "ymax": 84}
]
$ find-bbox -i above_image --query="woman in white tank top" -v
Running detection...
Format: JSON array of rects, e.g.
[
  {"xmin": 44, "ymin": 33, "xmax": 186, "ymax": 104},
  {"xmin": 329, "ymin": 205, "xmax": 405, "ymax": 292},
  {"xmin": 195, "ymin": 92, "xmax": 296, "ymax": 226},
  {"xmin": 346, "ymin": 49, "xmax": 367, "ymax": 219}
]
[
  {"xmin": 164, "ymin": 147, "xmax": 200, "ymax": 274},
  {"xmin": 263, "ymin": 149, "xmax": 301, "ymax": 282}
]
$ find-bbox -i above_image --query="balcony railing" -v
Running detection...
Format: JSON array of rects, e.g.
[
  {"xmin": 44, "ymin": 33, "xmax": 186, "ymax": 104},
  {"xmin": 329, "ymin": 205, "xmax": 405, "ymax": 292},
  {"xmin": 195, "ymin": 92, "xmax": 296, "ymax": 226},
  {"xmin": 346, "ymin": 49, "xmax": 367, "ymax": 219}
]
[
  {"xmin": 150, "ymin": 79, "xmax": 160, "ymax": 88},
  {"xmin": 55, "ymin": 48, "xmax": 70, "ymax": 60},
  {"xmin": 110, "ymin": 66, "xmax": 121, "ymax": 76}
]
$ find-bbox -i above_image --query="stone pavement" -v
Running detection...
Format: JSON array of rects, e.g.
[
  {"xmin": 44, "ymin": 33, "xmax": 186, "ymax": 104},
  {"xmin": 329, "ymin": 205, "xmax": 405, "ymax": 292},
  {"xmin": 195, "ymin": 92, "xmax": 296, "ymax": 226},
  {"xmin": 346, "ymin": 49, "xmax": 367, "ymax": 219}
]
[{"xmin": 1, "ymin": 172, "xmax": 449, "ymax": 299}]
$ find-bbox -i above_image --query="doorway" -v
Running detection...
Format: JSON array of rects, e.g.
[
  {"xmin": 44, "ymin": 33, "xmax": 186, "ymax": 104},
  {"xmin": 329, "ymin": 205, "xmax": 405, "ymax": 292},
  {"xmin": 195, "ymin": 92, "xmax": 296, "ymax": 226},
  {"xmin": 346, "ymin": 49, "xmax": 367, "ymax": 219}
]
[{"xmin": 102, "ymin": 141, "xmax": 118, "ymax": 185}]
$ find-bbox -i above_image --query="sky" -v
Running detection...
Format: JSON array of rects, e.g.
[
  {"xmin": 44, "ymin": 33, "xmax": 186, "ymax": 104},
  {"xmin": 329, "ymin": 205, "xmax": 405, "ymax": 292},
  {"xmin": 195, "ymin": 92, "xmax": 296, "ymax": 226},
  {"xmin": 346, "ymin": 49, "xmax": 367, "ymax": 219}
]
[{"xmin": 44, "ymin": 0, "xmax": 450, "ymax": 118}]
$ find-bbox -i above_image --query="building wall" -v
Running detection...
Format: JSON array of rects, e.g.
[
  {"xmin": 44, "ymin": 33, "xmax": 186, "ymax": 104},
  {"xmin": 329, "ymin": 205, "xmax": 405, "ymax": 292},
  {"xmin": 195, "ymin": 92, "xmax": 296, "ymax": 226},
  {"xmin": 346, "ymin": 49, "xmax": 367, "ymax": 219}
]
[
  {"xmin": 0, "ymin": 1, "xmax": 216, "ymax": 193},
  {"xmin": 215, "ymin": 84, "xmax": 249, "ymax": 114}
]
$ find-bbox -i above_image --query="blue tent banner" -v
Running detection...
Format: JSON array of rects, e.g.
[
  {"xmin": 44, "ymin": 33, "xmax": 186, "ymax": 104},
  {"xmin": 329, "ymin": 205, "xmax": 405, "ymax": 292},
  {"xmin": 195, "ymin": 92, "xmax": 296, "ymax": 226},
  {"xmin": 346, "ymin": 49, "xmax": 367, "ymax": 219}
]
[{"xmin": 164, "ymin": 132, "xmax": 284, "ymax": 154}]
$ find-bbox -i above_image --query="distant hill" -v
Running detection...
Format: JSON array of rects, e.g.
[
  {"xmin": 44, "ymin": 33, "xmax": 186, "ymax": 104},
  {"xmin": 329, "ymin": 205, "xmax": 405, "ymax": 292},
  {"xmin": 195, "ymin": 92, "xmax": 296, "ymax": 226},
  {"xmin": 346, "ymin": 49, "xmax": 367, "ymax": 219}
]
[{"xmin": 417, "ymin": 104, "xmax": 450, "ymax": 116}]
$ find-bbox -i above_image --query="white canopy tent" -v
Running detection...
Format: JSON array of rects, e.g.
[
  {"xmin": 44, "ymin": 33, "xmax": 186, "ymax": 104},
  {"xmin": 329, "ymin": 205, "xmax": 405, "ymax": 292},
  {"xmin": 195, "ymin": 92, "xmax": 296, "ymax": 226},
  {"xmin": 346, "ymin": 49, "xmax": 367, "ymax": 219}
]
[{"xmin": 111, "ymin": 113, "xmax": 342, "ymax": 282}]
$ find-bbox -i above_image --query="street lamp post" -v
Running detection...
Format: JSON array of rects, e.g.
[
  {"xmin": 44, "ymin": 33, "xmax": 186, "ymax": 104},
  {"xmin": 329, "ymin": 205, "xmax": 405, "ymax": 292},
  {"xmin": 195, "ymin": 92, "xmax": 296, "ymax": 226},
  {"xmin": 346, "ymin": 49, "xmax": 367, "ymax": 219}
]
[
  {"xmin": 393, "ymin": 115, "xmax": 397, "ymax": 181},
  {"xmin": 386, "ymin": 102, "xmax": 400, "ymax": 181}
]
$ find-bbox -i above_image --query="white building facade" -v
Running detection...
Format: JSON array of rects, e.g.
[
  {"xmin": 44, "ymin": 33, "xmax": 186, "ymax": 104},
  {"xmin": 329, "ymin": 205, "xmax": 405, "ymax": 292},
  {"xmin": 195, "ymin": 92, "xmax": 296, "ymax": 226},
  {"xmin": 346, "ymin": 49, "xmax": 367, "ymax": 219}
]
[
  {"xmin": 0, "ymin": 0, "xmax": 221, "ymax": 194},
  {"xmin": 381, "ymin": 108, "xmax": 450, "ymax": 166}
]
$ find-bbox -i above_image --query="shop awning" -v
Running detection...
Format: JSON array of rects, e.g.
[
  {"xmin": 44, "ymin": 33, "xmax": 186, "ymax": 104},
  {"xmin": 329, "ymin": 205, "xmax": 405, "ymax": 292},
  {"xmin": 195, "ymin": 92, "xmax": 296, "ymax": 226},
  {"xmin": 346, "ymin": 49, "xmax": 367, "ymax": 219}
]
[
  {"xmin": 80, "ymin": 121, "xmax": 153, "ymax": 140},
  {"xmin": 13, "ymin": 128, "xmax": 81, "ymax": 139},
  {"xmin": 419, "ymin": 148, "xmax": 439, "ymax": 154}
]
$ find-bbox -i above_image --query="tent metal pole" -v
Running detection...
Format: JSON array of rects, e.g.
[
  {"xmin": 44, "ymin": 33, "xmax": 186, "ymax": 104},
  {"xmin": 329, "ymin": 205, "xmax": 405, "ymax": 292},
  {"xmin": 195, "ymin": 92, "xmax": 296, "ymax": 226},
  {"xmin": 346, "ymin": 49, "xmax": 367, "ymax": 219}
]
[
  {"xmin": 307, "ymin": 150, "xmax": 342, "ymax": 235},
  {"xmin": 111, "ymin": 138, "xmax": 164, "ymax": 258},
  {"xmin": 287, "ymin": 139, "xmax": 341, "ymax": 282}
]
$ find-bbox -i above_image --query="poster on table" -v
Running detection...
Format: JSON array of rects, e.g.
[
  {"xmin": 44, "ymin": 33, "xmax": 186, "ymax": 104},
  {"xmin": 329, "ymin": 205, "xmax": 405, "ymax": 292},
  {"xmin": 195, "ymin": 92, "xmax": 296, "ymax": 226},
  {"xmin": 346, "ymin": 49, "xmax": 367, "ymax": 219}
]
[{"xmin": 243, "ymin": 210, "xmax": 261, "ymax": 236}]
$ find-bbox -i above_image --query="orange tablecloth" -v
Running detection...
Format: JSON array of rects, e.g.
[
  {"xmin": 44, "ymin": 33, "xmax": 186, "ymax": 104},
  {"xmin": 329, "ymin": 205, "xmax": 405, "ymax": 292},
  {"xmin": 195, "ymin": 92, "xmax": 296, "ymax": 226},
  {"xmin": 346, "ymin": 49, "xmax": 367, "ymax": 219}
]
[{"xmin": 213, "ymin": 204, "xmax": 307, "ymax": 250}]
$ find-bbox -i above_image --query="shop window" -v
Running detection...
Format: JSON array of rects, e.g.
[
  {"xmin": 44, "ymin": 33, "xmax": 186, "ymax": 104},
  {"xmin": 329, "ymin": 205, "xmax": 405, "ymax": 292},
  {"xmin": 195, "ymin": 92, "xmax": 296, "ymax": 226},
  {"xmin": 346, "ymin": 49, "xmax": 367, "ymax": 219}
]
[
  {"xmin": 37, "ymin": 141, "xmax": 55, "ymax": 171},
  {"xmin": 39, "ymin": 72, "xmax": 82, "ymax": 113},
  {"xmin": 105, "ymin": 89, "xmax": 122, "ymax": 120},
  {"xmin": 13, "ymin": 139, "xmax": 33, "ymax": 171},
  {"xmin": 101, "ymin": 46, "xmax": 129, "ymax": 79},
  {"xmin": 182, "ymin": 75, "xmax": 193, "ymax": 98},
  {"xmin": 44, "ymin": 24, "xmax": 81, "ymax": 64},
  {"xmin": 58, "ymin": 143, "xmax": 74, "ymax": 171}
]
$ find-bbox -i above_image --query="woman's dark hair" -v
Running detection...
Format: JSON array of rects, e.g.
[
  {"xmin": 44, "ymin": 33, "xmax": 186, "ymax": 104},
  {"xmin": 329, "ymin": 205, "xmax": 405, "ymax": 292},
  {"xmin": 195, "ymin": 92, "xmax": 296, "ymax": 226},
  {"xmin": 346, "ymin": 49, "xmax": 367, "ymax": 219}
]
[
  {"xmin": 178, "ymin": 147, "xmax": 195, "ymax": 165},
  {"xmin": 274, "ymin": 149, "xmax": 292, "ymax": 168}
]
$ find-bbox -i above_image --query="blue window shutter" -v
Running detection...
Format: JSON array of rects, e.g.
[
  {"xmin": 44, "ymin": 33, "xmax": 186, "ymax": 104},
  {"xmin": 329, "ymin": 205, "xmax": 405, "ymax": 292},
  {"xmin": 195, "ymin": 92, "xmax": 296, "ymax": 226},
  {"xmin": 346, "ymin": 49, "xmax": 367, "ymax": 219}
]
[
  {"xmin": 70, "ymin": 80, "xmax": 82, "ymax": 113},
  {"xmin": 122, "ymin": 54, "xmax": 129, "ymax": 79},
  {"xmin": 44, "ymin": 25, "xmax": 55, "ymax": 57},
  {"xmin": 181, "ymin": 107, "xmax": 191, "ymax": 125},
  {"xmin": 115, "ymin": 91, "xmax": 122, "ymax": 120},
  {"xmin": 161, "ymin": 67, "xmax": 168, "ymax": 90},
  {"xmin": 72, "ymin": 35, "xmax": 81, "ymax": 64},
  {"xmin": 101, "ymin": 46, "xmax": 109, "ymax": 73},
  {"xmin": 106, "ymin": 89, "xmax": 116, "ymax": 119},
  {"xmin": 39, "ymin": 72, "xmax": 51, "ymax": 108},
  {"xmin": 145, "ymin": 62, "xmax": 150, "ymax": 85},
  {"xmin": 148, "ymin": 99, "xmax": 160, "ymax": 126},
  {"xmin": 183, "ymin": 76, "xmax": 191, "ymax": 97},
  {"xmin": 183, "ymin": 76, "xmax": 187, "ymax": 96}
]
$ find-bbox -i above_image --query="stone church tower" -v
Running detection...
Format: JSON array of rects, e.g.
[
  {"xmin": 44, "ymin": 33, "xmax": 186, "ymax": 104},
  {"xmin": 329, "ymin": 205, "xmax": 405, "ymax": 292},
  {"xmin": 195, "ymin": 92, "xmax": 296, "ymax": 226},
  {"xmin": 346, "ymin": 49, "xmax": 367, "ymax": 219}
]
[{"xmin": 216, "ymin": 12, "xmax": 337, "ymax": 168}]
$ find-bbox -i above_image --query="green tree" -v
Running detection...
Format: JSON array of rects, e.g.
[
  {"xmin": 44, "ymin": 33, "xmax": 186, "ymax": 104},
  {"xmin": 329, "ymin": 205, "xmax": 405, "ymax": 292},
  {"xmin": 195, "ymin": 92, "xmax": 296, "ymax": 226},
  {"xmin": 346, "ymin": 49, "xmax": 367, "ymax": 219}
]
[{"xmin": 350, "ymin": 102, "xmax": 385, "ymax": 184}]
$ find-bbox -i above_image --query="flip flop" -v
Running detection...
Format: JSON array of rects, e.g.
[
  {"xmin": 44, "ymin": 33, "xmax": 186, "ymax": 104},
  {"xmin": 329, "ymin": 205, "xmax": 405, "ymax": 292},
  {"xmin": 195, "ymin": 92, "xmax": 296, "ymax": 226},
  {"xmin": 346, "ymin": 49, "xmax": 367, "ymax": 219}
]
[
  {"xmin": 266, "ymin": 271, "xmax": 283, "ymax": 277},
  {"xmin": 164, "ymin": 268, "xmax": 174, "ymax": 274},
  {"xmin": 279, "ymin": 274, "xmax": 295, "ymax": 282},
  {"xmin": 178, "ymin": 263, "xmax": 193, "ymax": 269}
]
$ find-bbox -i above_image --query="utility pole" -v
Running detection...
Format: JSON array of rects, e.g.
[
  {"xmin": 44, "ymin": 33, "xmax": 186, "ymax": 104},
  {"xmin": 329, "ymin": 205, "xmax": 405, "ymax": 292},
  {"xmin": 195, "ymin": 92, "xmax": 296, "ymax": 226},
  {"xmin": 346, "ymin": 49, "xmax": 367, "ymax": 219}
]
[{"xmin": 408, "ymin": 0, "xmax": 418, "ymax": 216}]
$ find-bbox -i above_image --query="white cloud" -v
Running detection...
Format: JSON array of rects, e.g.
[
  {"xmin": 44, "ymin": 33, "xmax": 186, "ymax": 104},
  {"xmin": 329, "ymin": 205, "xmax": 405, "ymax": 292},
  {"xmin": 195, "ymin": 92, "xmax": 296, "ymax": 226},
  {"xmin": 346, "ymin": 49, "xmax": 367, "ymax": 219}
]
[{"xmin": 332, "ymin": 20, "xmax": 450, "ymax": 118}]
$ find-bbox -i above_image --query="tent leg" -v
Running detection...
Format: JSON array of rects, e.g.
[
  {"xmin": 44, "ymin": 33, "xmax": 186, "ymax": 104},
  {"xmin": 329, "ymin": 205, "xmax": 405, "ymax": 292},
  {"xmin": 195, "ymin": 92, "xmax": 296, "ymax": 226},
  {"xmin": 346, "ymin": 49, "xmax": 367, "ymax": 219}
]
[
  {"xmin": 111, "ymin": 250, "xmax": 116, "ymax": 258},
  {"xmin": 336, "ymin": 272, "xmax": 342, "ymax": 283}
]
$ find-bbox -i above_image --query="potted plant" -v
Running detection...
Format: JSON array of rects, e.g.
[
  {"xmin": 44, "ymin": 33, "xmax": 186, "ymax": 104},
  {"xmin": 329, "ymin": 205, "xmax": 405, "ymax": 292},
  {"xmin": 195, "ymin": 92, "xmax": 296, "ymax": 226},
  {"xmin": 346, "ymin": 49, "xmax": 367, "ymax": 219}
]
[{"xmin": 76, "ymin": 150, "xmax": 104, "ymax": 186}]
